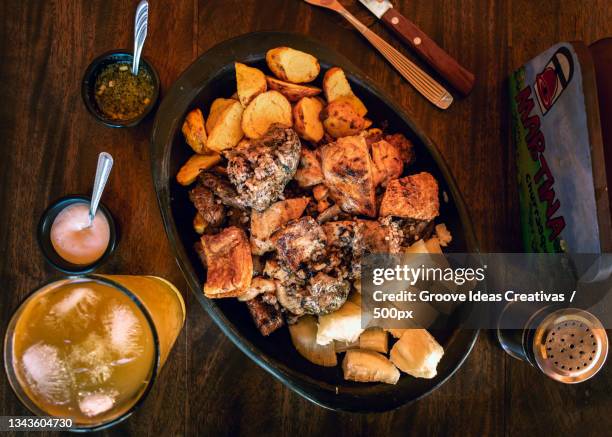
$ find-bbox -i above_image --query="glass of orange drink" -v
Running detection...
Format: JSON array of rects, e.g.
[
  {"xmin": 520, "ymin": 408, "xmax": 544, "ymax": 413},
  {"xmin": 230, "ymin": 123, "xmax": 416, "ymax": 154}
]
[{"xmin": 3, "ymin": 275, "xmax": 185, "ymax": 431}]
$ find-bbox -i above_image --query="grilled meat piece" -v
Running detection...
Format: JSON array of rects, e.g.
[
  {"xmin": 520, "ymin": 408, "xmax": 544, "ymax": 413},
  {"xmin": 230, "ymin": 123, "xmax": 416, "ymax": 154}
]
[
  {"xmin": 226, "ymin": 126, "xmax": 301, "ymax": 211},
  {"xmin": 250, "ymin": 197, "xmax": 310, "ymax": 255},
  {"xmin": 385, "ymin": 133, "xmax": 415, "ymax": 166},
  {"xmin": 294, "ymin": 148, "xmax": 324, "ymax": 187},
  {"xmin": 358, "ymin": 219, "xmax": 402, "ymax": 254},
  {"xmin": 271, "ymin": 216, "xmax": 327, "ymax": 272},
  {"xmin": 370, "ymin": 139, "xmax": 404, "ymax": 187},
  {"xmin": 238, "ymin": 277, "xmax": 277, "ymax": 302},
  {"xmin": 200, "ymin": 227, "xmax": 252, "ymax": 298},
  {"xmin": 320, "ymin": 135, "xmax": 377, "ymax": 217},
  {"xmin": 275, "ymin": 273, "xmax": 349, "ymax": 316},
  {"xmin": 379, "ymin": 172, "xmax": 439, "ymax": 221},
  {"xmin": 199, "ymin": 172, "xmax": 246, "ymax": 210},
  {"xmin": 244, "ymin": 292, "xmax": 285, "ymax": 336},
  {"xmin": 189, "ymin": 184, "xmax": 225, "ymax": 227}
]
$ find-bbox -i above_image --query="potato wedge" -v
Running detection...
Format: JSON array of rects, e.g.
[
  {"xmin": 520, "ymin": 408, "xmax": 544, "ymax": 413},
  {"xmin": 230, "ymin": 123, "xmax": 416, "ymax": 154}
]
[
  {"xmin": 176, "ymin": 153, "xmax": 222, "ymax": 186},
  {"xmin": 266, "ymin": 47, "xmax": 320, "ymax": 83},
  {"xmin": 321, "ymin": 100, "xmax": 366, "ymax": 139},
  {"xmin": 266, "ymin": 76, "xmax": 321, "ymax": 102},
  {"xmin": 207, "ymin": 100, "xmax": 244, "ymax": 152},
  {"xmin": 323, "ymin": 68, "xmax": 367, "ymax": 116},
  {"xmin": 235, "ymin": 62, "xmax": 267, "ymax": 107},
  {"xmin": 359, "ymin": 328, "xmax": 388, "ymax": 354},
  {"xmin": 182, "ymin": 108, "xmax": 208, "ymax": 154},
  {"xmin": 293, "ymin": 97, "xmax": 324, "ymax": 143},
  {"xmin": 193, "ymin": 212, "xmax": 207, "ymax": 234},
  {"xmin": 241, "ymin": 91, "xmax": 292, "ymax": 139},
  {"xmin": 206, "ymin": 98, "xmax": 237, "ymax": 134}
]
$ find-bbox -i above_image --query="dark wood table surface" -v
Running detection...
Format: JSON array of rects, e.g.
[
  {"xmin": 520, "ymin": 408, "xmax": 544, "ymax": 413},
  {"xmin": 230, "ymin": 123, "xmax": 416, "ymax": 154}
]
[{"xmin": 1, "ymin": 0, "xmax": 610, "ymax": 435}]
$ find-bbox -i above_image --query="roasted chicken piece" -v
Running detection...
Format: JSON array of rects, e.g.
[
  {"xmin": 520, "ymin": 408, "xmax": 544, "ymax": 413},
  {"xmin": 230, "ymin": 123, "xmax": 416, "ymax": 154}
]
[
  {"xmin": 294, "ymin": 148, "xmax": 324, "ymax": 187},
  {"xmin": 271, "ymin": 216, "xmax": 327, "ymax": 272},
  {"xmin": 370, "ymin": 139, "xmax": 404, "ymax": 187},
  {"xmin": 181, "ymin": 108, "xmax": 208, "ymax": 154},
  {"xmin": 250, "ymin": 197, "xmax": 310, "ymax": 255},
  {"xmin": 379, "ymin": 172, "xmax": 439, "ymax": 221},
  {"xmin": 244, "ymin": 292, "xmax": 284, "ymax": 336},
  {"xmin": 385, "ymin": 133, "xmax": 415, "ymax": 166},
  {"xmin": 320, "ymin": 135, "xmax": 377, "ymax": 217},
  {"xmin": 189, "ymin": 184, "xmax": 224, "ymax": 228},
  {"xmin": 226, "ymin": 126, "xmax": 301, "ymax": 211},
  {"xmin": 200, "ymin": 227, "xmax": 253, "ymax": 298},
  {"xmin": 275, "ymin": 273, "xmax": 349, "ymax": 316}
]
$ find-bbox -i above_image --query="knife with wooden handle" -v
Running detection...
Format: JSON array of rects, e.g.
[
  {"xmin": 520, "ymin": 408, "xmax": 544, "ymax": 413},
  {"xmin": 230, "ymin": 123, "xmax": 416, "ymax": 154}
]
[{"xmin": 359, "ymin": 0, "xmax": 475, "ymax": 96}]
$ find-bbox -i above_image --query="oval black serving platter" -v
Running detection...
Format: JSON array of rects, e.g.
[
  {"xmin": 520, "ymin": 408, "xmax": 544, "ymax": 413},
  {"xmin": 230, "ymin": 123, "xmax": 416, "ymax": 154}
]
[{"xmin": 150, "ymin": 31, "xmax": 479, "ymax": 412}]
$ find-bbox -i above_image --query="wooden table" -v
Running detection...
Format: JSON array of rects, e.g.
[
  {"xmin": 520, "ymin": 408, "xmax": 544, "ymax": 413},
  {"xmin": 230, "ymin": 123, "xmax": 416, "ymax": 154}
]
[{"xmin": 0, "ymin": 0, "xmax": 610, "ymax": 435}]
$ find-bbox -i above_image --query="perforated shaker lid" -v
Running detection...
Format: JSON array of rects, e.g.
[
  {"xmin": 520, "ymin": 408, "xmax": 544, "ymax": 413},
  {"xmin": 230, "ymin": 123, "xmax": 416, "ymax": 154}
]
[{"xmin": 533, "ymin": 308, "xmax": 608, "ymax": 383}]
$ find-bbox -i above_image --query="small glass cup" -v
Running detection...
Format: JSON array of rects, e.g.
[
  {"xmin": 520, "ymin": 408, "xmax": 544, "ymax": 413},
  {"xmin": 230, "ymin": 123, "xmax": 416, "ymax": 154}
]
[{"xmin": 4, "ymin": 275, "xmax": 185, "ymax": 432}]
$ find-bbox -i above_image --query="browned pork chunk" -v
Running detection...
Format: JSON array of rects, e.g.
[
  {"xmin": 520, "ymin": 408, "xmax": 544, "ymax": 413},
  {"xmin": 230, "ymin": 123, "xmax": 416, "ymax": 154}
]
[
  {"xmin": 275, "ymin": 273, "xmax": 350, "ymax": 316},
  {"xmin": 294, "ymin": 148, "xmax": 324, "ymax": 187},
  {"xmin": 385, "ymin": 133, "xmax": 415, "ymax": 166},
  {"xmin": 189, "ymin": 184, "xmax": 225, "ymax": 228},
  {"xmin": 320, "ymin": 135, "xmax": 377, "ymax": 217},
  {"xmin": 271, "ymin": 216, "xmax": 327, "ymax": 272},
  {"xmin": 226, "ymin": 126, "xmax": 301, "ymax": 211},
  {"xmin": 200, "ymin": 227, "xmax": 253, "ymax": 298},
  {"xmin": 370, "ymin": 139, "xmax": 404, "ymax": 187},
  {"xmin": 244, "ymin": 292, "xmax": 285, "ymax": 336},
  {"xmin": 379, "ymin": 172, "xmax": 439, "ymax": 221},
  {"xmin": 250, "ymin": 197, "xmax": 310, "ymax": 255}
]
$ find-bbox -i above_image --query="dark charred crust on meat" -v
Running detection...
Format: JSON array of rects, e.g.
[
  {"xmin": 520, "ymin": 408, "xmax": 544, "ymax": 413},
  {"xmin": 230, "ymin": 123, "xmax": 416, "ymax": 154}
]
[
  {"xmin": 244, "ymin": 292, "xmax": 285, "ymax": 336},
  {"xmin": 189, "ymin": 184, "xmax": 225, "ymax": 227}
]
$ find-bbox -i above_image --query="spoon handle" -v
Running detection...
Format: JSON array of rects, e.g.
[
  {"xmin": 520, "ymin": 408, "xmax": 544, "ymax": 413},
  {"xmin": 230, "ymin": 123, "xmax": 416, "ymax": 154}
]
[
  {"xmin": 131, "ymin": 0, "xmax": 149, "ymax": 75},
  {"xmin": 89, "ymin": 152, "xmax": 114, "ymax": 224}
]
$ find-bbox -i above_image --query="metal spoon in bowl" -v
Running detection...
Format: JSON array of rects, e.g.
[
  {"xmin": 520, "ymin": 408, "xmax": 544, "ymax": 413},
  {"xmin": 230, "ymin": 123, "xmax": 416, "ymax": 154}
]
[
  {"xmin": 131, "ymin": 0, "xmax": 149, "ymax": 75},
  {"xmin": 85, "ymin": 152, "xmax": 114, "ymax": 229}
]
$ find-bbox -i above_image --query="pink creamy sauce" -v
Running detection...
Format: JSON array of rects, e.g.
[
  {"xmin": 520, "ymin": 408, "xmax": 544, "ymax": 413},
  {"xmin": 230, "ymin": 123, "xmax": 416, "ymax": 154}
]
[{"xmin": 50, "ymin": 203, "xmax": 110, "ymax": 265}]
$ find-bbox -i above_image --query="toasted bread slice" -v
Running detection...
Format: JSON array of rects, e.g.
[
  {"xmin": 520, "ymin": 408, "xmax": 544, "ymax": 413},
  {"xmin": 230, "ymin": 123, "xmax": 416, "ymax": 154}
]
[
  {"xmin": 176, "ymin": 153, "xmax": 222, "ymax": 186},
  {"xmin": 206, "ymin": 98, "xmax": 237, "ymax": 133},
  {"xmin": 182, "ymin": 108, "xmax": 208, "ymax": 154},
  {"xmin": 321, "ymin": 100, "xmax": 366, "ymax": 139},
  {"xmin": 235, "ymin": 62, "xmax": 267, "ymax": 107},
  {"xmin": 266, "ymin": 47, "xmax": 320, "ymax": 83},
  {"xmin": 322, "ymin": 68, "xmax": 367, "ymax": 116},
  {"xmin": 207, "ymin": 100, "xmax": 244, "ymax": 152},
  {"xmin": 380, "ymin": 172, "xmax": 440, "ymax": 220},
  {"xmin": 293, "ymin": 97, "xmax": 325, "ymax": 143},
  {"xmin": 241, "ymin": 91, "xmax": 292, "ymax": 139},
  {"xmin": 201, "ymin": 227, "xmax": 253, "ymax": 298},
  {"xmin": 266, "ymin": 76, "xmax": 321, "ymax": 102}
]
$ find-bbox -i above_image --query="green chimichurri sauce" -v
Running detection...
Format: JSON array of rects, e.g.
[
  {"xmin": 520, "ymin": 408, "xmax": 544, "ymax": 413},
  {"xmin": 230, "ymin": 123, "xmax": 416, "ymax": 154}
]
[{"xmin": 94, "ymin": 63, "xmax": 154, "ymax": 120}]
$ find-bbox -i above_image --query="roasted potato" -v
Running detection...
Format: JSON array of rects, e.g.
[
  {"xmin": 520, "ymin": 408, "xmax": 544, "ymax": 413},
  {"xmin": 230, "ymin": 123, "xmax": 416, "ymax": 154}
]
[
  {"xmin": 266, "ymin": 76, "xmax": 321, "ymax": 102},
  {"xmin": 321, "ymin": 100, "xmax": 366, "ymax": 139},
  {"xmin": 235, "ymin": 62, "xmax": 267, "ymax": 107},
  {"xmin": 241, "ymin": 90, "xmax": 292, "ymax": 139},
  {"xmin": 207, "ymin": 100, "xmax": 244, "ymax": 152},
  {"xmin": 176, "ymin": 153, "xmax": 222, "ymax": 186},
  {"xmin": 193, "ymin": 212, "xmax": 207, "ymax": 234},
  {"xmin": 266, "ymin": 47, "xmax": 320, "ymax": 83},
  {"xmin": 293, "ymin": 97, "xmax": 324, "ymax": 143},
  {"xmin": 206, "ymin": 98, "xmax": 237, "ymax": 133},
  {"xmin": 323, "ymin": 68, "xmax": 367, "ymax": 116},
  {"xmin": 182, "ymin": 108, "xmax": 208, "ymax": 154}
]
